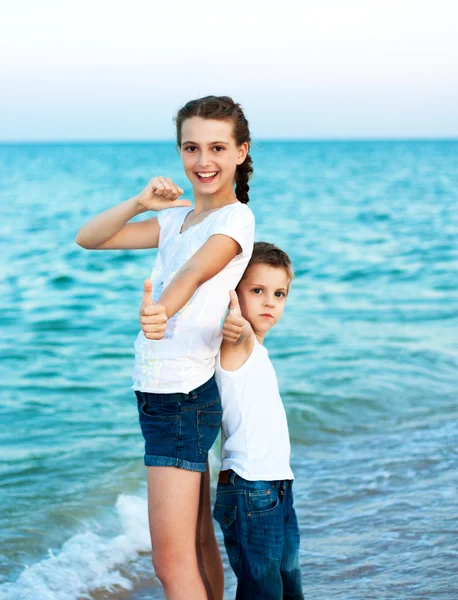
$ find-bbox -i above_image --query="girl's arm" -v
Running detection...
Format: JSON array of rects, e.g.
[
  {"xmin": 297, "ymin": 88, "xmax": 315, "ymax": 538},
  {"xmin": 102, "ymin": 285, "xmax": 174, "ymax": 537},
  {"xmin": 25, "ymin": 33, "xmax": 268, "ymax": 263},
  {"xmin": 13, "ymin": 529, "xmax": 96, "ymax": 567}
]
[
  {"xmin": 76, "ymin": 196, "xmax": 158, "ymax": 249},
  {"xmin": 76, "ymin": 177, "xmax": 191, "ymax": 250},
  {"xmin": 140, "ymin": 235, "xmax": 242, "ymax": 340},
  {"xmin": 158, "ymin": 234, "xmax": 241, "ymax": 317}
]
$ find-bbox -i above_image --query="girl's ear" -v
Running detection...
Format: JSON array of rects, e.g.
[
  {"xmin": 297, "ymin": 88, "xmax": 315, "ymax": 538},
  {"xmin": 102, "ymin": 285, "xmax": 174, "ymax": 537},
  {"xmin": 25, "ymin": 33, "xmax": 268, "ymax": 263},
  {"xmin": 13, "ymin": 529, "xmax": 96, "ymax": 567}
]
[{"xmin": 236, "ymin": 142, "xmax": 249, "ymax": 165}]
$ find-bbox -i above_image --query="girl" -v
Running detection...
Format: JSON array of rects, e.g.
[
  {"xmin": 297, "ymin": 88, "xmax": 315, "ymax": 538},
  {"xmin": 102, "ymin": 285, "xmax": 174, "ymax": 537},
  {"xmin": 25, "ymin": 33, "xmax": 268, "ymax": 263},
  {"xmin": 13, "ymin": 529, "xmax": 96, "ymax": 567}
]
[{"xmin": 76, "ymin": 96, "xmax": 255, "ymax": 600}]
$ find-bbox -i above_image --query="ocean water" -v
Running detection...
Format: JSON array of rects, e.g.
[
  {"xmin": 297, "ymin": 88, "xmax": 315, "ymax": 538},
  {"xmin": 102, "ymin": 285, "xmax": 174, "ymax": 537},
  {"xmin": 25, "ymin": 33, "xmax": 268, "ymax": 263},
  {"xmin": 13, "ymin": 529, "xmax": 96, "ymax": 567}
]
[{"xmin": 0, "ymin": 140, "xmax": 457, "ymax": 600}]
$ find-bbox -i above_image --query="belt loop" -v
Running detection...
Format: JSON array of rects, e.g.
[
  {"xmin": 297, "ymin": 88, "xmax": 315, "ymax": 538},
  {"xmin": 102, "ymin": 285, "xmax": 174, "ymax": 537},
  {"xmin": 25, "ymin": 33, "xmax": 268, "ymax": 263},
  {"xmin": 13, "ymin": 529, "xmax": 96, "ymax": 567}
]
[{"xmin": 218, "ymin": 469, "xmax": 236, "ymax": 485}]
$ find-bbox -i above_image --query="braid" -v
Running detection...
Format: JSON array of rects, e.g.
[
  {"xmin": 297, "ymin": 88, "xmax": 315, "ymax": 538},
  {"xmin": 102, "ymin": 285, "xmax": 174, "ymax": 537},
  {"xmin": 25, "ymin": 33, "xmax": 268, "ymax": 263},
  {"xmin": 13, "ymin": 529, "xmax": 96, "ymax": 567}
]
[
  {"xmin": 235, "ymin": 152, "xmax": 253, "ymax": 204},
  {"xmin": 175, "ymin": 95, "xmax": 253, "ymax": 203}
]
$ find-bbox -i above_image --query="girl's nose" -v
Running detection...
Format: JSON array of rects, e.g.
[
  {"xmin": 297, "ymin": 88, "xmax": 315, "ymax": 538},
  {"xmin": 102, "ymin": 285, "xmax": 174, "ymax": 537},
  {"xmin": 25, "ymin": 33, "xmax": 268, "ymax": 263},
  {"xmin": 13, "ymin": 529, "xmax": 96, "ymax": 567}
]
[{"xmin": 197, "ymin": 152, "xmax": 211, "ymax": 168}]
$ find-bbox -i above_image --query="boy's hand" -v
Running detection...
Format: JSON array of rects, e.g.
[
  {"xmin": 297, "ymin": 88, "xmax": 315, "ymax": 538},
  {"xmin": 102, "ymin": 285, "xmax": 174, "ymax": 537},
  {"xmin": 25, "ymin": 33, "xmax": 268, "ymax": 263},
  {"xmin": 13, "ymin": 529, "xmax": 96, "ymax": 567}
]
[
  {"xmin": 136, "ymin": 176, "xmax": 193, "ymax": 213},
  {"xmin": 222, "ymin": 290, "xmax": 247, "ymax": 344},
  {"xmin": 139, "ymin": 279, "xmax": 168, "ymax": 340}
]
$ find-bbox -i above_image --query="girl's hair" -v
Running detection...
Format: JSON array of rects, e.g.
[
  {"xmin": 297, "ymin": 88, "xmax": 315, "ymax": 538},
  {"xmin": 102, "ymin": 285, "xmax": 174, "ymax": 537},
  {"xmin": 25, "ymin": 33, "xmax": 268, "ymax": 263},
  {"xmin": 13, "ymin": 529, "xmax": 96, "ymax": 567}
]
[
  {"xmin": 241, "ymin": 241, "xmax": 294, "ymax": 286},
  {"xmin": 175, "ymin": 95, "xmax": 253, "ymax": 204}
]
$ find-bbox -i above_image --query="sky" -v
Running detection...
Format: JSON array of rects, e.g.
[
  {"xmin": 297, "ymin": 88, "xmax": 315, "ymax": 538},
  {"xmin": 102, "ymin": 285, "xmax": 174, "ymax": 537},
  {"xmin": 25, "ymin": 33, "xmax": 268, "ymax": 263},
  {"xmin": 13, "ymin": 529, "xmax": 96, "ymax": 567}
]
[{"xmin": 1, "ymin": 0, "xmax": 457, "ymax": 141}]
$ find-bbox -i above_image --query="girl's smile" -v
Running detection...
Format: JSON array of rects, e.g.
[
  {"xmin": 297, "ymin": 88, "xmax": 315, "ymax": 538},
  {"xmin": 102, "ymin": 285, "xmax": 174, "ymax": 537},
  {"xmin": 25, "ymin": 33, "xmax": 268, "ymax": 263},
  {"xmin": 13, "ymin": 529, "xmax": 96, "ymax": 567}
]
[{"xmin": 195, "ymin": 171, "xmax": 219, "ymax": 183}]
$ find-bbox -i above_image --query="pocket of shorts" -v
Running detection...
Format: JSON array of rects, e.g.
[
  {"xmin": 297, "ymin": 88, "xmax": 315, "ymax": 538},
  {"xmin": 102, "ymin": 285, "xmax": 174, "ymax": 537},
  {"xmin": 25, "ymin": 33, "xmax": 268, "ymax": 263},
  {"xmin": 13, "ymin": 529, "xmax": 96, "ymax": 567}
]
[
  {"xmin": 197, "ymin": 407, "xmax": 222, "ymax": 456},
  {"xmin": 138, "ymin": 399, "xmax": 179, "ymax": 445},
  {"xmin": 140, "ymin": 399, "xmax": 178, "ymax": 422},
  {"xmin": 198, "ymin": 409, "xmax": 222, "ymax": 428},
  {"xmin": 248, "ymin": 488, "xmax": 280, "ymax": 515}
]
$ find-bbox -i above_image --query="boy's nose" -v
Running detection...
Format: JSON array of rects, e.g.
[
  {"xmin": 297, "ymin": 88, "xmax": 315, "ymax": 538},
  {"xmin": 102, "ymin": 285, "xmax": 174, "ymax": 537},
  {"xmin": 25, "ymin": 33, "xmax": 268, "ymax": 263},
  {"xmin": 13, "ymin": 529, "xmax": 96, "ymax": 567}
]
[{"xmin": 263, "ymin": 297, "xmax": 275, "ymax": 307}]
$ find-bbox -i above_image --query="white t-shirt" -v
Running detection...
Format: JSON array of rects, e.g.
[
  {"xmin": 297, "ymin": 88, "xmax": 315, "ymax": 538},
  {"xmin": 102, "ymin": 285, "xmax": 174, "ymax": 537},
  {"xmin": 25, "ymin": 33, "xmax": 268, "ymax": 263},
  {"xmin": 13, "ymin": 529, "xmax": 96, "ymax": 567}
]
[
  {"xmin": 132, "ymin": 202, "xmax": 255, "ymax": 393},
  {"xmin": 215, "ymin": 338, "xmax": 294, "ymax": 481}
]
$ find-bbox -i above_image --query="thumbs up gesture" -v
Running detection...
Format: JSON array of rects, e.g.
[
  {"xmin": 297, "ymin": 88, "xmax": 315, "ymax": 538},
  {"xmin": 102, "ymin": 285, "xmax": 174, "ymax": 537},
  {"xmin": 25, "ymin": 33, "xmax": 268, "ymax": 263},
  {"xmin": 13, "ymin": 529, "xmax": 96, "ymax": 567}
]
[
  {"xmin": 139, "ymin": 279, "xmax": 168, "ymax": 340},
  {"xmin": 222, "ymin": 290, "xmax": 247, "ymax": 344}
]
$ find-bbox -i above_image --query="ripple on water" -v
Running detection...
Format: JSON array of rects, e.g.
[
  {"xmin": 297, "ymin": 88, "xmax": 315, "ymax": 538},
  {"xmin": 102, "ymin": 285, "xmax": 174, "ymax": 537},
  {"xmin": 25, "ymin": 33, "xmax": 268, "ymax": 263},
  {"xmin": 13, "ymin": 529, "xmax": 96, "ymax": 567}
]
[{"xmin": 0, "ymin": 141, "xmax": 457, "ymax": 597}]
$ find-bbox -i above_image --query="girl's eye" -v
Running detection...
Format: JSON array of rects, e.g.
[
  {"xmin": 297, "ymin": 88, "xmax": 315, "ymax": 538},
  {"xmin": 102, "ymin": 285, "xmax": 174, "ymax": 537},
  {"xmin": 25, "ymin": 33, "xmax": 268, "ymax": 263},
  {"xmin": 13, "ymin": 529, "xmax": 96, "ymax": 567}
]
[
  {"xmin": 184, "ymin": 146, "xmax": 196, "ymax": 152},
  {"xmin": 213, "ymin": 146, "xmax": 224, "ymax": 152}
]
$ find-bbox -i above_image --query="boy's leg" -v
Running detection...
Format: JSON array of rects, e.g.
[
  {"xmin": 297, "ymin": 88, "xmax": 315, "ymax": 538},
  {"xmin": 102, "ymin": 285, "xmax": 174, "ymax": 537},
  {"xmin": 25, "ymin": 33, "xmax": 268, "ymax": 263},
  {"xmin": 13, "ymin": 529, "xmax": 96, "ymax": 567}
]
[
  {"xmin": 212, "ymin": 473, "xmax": 244, "ymax": 579},
  {"xmin": 213, "ymin": 473, "xmax": 284, "ymax": 600},
  {"xmin": 196, "ymin": 462, "xmax": 224, "ymax": 600},
  {"xmin": 280, "ymin": 482, "xmax": 304, "ymax": 600}
]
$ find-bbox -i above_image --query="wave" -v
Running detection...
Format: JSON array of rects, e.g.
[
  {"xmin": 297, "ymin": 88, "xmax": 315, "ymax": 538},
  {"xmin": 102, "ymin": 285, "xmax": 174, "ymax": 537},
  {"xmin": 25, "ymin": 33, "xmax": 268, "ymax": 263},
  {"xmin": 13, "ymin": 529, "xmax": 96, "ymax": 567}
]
[{"xmin": 0, "ymin": 494, "xmax": 151, "ymax": 600}]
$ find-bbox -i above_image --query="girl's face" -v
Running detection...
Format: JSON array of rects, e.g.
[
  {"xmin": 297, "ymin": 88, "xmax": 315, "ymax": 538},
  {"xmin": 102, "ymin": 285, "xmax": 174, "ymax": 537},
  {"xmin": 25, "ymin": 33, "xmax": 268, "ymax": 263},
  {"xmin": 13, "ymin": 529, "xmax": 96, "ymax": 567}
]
[{"xmin": 180, "ymin": 117, "xmax": 248, "ymax": 197}]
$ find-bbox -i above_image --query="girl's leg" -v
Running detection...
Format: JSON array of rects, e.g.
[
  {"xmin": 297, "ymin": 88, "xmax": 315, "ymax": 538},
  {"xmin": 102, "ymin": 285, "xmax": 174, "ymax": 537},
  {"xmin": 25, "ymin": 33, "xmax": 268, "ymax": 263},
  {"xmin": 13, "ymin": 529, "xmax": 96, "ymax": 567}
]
[
  {"xmin": 147, "ymin": 465, "xmax": 208, "ymax": 600},
  {"xmin": 196, "ymin": 462, "xmax": 224, "ymax": 600}
]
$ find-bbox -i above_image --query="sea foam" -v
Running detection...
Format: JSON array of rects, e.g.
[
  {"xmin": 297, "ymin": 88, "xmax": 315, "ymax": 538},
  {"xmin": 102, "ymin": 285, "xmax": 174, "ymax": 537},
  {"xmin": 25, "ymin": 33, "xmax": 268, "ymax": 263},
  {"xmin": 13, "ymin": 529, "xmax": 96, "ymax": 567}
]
[{"xmin": 0, "ymin": 494, "xmax": 151, "ymax": 600}]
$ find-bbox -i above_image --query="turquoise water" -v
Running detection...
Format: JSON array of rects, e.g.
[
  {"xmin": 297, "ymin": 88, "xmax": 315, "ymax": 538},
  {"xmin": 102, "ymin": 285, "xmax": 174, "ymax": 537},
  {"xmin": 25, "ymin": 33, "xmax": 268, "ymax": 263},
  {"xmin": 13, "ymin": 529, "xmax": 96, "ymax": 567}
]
[{"xmin": 0, "ymin": 141, "xmax": 457, "ymax": 599}]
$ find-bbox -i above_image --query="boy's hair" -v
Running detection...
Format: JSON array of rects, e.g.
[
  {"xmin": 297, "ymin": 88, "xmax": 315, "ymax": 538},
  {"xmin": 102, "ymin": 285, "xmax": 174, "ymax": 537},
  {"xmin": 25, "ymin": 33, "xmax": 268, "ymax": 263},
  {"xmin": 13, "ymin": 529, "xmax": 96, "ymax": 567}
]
[
  {"xmin": 241, "ymin": 241, "xmax": 294, "ymax": 286},
  {"xmin": 174, "ymin": 95, "xmax": 253, "ymax": 205}
]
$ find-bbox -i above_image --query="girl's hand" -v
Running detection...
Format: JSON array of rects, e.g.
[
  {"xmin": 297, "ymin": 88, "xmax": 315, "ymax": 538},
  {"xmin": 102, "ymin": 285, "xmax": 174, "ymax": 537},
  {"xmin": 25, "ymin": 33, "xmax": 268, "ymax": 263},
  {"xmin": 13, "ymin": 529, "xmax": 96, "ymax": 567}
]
[
  {"xmin": 136, "ymin": 177, "xmax": 192, "ymax": 213},
  {"xmin": 140, "ymin": 279, "xmax": 168, "ymax": 340},
  {"xmin": 222, "ymin": 290, "xmax": 248, "ymax": 343}
]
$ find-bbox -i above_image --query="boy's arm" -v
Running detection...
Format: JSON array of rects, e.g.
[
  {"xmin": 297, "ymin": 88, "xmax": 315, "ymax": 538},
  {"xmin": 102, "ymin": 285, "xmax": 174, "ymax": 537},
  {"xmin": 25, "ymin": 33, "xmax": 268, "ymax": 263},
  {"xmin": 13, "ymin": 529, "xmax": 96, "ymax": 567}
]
[
  {"xmin": 140, "ymin": 235, "xmax": 241, "ymax": 339},
  {"xmin": 220, "ymin": 291, "xmax": 255, "ymax": 372}
]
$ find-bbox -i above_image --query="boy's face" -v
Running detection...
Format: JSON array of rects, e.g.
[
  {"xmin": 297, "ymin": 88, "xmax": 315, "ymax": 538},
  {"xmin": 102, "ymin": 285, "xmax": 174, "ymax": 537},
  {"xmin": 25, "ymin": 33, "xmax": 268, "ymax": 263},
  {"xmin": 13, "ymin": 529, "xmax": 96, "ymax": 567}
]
[{"xmin": 236, "ymin": 264, "xmax": 290, "ymax": 333}]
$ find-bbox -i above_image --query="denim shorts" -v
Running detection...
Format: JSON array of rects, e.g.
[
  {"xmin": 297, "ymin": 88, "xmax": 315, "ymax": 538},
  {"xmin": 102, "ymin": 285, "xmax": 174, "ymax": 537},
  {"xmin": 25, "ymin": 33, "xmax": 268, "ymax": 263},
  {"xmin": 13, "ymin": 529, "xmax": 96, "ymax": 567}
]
[
  {"xmin": 213, "ymin": 471, "xmax": 304, "ymax": 600},
  {"xmin": 135, "ymin": 375, "xmax": 222, "ymax": 472}
]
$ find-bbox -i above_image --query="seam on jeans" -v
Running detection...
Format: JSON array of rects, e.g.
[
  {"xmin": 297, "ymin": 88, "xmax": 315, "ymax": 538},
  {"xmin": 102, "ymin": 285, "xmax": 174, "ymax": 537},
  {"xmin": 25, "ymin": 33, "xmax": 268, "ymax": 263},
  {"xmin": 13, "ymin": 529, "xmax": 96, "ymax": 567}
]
[
  {"xmin": 248, "ymin": 489, "xmax": 275, "ymax": 497},
  {"xmin": 197, "ymin": 408, "xmax": 222, "ymax": 457},
  {"xmin": 144, "ymin": 454, "xmax": 206, "ymax": 472},
  {"xmin": 247, "ymin": 493, "xmax": 281, "ymax": 517},
  {"xmin": 216, "ymin": 489, "xmax": 246, "ymax": 496},
  {"xmin": 181, "ymin": 397, "xmax": 221, "ymax": 412},
  {"xmin": 177, "ymin": 408, "xmax": 183, "ymax": 457},
  {"xmin": 139, "ymin": 403, "xmax": 179, "ymax": 421}
]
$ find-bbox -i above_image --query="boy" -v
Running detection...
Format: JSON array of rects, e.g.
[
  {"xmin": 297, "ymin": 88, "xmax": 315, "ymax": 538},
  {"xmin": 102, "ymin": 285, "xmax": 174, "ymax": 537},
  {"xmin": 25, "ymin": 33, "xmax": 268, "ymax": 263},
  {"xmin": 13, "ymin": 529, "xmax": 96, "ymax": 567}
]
[{"xmin": 214, "ymin": 241, "xmax": 304, "ymax": 600}]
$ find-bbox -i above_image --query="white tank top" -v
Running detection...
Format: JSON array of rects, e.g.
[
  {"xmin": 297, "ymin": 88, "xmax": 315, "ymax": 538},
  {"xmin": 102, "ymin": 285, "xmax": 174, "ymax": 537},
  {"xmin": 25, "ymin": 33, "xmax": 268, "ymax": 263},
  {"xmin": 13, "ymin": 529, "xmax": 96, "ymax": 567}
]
[{"xmin": 215, "ymin": 339, "xmax": 294, "ymax": 481}]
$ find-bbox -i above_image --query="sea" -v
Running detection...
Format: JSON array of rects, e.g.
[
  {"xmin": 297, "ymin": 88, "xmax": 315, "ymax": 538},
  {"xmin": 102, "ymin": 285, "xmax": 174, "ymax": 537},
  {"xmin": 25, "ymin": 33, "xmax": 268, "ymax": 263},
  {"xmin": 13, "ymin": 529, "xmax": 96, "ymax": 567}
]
[{"xmin": 0, "ymin": 140, "xmax": 457, "ymax": 600}]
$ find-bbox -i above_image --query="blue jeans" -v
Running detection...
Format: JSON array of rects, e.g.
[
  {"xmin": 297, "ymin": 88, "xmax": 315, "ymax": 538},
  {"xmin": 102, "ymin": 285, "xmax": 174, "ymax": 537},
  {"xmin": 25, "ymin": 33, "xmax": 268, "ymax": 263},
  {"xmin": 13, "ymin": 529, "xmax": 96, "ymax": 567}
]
[{"xmin": 213, "ymin": 471, "xmax": 304, "ymax": 600}]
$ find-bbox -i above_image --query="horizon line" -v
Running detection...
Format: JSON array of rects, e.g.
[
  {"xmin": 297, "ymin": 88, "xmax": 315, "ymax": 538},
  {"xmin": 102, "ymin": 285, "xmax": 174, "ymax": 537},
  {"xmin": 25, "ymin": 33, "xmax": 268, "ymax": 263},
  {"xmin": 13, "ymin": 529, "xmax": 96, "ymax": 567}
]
[{"xmin": 0, "ymin": 136, "xmax": 457, "ymax": 145}]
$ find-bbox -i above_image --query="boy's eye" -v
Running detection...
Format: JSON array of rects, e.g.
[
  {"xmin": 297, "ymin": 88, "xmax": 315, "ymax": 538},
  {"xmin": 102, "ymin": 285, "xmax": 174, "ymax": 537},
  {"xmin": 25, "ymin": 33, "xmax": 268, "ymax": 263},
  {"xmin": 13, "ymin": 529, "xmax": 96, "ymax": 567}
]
[
  {"xmin": 252, "ymin": 288, "xmax": 262, "ymax": 294},
  {"xmin": 275, "ymin": 291, "xmax": 286, "ymax": 298}
]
